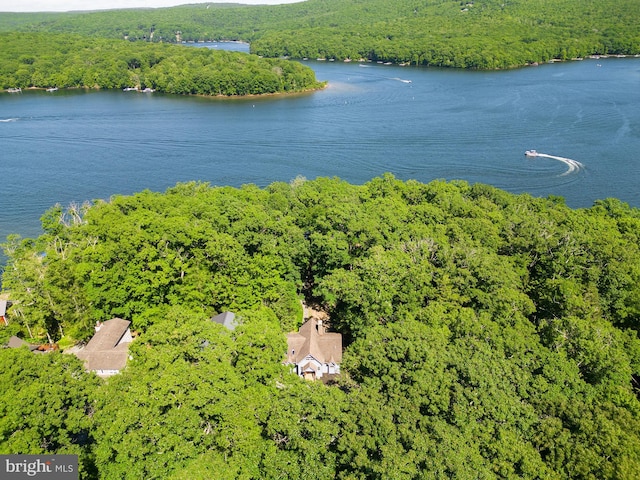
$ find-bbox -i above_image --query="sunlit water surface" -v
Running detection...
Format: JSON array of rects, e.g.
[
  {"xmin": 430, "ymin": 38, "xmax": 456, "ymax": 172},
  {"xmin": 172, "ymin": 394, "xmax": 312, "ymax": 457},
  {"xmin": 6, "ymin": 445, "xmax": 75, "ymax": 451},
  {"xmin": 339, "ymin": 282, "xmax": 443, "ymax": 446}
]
[{"xmin": 2, "ymin": 42, "xmax": 639, "ymax": 243}]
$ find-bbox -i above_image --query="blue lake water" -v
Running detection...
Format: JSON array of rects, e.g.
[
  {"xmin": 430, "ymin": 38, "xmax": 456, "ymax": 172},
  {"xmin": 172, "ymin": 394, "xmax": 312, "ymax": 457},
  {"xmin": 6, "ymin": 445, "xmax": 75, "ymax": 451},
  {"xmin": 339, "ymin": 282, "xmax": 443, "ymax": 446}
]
[{"xmin": 1, "ymin": 45, "xmax": 639, "ymax": 244}]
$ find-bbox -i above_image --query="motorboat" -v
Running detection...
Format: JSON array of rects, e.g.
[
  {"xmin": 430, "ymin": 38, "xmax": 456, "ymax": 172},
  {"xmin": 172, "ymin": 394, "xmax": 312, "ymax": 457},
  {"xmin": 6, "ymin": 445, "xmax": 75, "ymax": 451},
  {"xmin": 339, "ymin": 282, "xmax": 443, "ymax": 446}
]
[{"xmin": 525, "ymin": 150, "xmax": 538, "ymax": 157}]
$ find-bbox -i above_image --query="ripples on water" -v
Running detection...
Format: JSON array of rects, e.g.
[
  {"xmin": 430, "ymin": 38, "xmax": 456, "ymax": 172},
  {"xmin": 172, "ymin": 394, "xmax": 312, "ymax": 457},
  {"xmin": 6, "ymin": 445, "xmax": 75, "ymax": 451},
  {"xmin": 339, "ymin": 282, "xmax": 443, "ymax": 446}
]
[{"xmin": 1, "ymin": 53, "xmax": 639, "ymax": 242}]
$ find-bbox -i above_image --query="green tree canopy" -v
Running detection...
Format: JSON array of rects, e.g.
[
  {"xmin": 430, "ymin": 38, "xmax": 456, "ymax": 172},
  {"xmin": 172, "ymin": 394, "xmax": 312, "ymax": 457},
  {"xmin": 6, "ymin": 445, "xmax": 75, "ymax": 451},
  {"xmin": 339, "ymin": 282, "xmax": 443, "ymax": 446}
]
[
  {"xmin": 0, "ymin": 33, "xmax": 324, "ymax": 94},
  {"xmin": 2, "ymin": 0, "xmax": 639, "ymax": 69},
  {"xmin": 3, "ymin": 176, "xmax": 640, "ymax": 478}
]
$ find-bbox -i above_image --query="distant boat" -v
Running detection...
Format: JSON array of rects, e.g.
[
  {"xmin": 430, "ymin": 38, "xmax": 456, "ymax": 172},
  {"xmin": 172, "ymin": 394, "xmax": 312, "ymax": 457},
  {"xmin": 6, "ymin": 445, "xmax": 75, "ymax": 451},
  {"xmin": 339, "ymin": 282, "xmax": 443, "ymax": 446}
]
[
  {"xmin": 525, "ymin": 149, "xmax": 538, "ymax": 157},
  {"xmin": 142, "ymin": 88, "xmax": 155, "ymax": 93},
  {"xmin": 46, "ymin": 87, "xmax": 58, "ymax": 92},
  {"xmin": 123, "ymin": 87, "xmax": 138, "ymax": 92},
  {"xmin": 7, "ymin": 87, "xmax": 21, "ymax": 93}
]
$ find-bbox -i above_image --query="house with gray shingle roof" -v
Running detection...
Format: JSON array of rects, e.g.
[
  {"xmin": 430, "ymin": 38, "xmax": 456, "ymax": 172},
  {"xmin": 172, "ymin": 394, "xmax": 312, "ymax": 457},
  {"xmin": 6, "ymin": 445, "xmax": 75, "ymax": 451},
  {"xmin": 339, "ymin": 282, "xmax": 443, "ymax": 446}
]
[
  {"xmin": 6, "ymin": 335, "xmax": 39, "ymax": 352},
  {"xmin": 211, "ymin": 311, "xmax": 238, "ymax": 330},
  {"xmin": 75, "ymin": 318, "xmax": 133, "ymax": 377},
  {"xmin": 285, "ymin": 319, "xmax": 342, "ymax": 381}
]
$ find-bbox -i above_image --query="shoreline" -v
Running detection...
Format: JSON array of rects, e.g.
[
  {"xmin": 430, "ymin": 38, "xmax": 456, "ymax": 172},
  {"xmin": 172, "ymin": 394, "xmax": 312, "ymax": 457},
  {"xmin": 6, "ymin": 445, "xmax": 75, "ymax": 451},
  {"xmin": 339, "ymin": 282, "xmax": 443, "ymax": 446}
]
[
  {"xmin": 5, "ymin": 53, "xmax": 638, "ymax": 98},
  {"xmin": 6, "ymin": 82, "xmax": 328, "ymax": 98}
]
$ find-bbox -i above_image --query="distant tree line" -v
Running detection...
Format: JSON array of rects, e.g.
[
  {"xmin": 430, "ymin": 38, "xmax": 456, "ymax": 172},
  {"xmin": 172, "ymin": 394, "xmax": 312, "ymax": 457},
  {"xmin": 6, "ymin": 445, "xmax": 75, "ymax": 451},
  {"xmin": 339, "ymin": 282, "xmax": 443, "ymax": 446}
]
[
  {"xmin": 0, "ymin": 33, "xmax": 324, "ymax": 95},
  {"xmin": 2, "ymin": 176, "xmax": 640, "ymax": 478},
  {"xmin": 1, "ymin": 0, "xmax": 639, "ymax": 69}
]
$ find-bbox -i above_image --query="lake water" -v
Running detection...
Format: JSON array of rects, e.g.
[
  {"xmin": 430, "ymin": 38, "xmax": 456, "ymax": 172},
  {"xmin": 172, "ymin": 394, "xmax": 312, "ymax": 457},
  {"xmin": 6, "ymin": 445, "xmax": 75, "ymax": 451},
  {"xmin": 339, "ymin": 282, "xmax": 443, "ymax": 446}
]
[{"xmin": 1, "ymin": 43, "xmax": 639, "ymax": 245}]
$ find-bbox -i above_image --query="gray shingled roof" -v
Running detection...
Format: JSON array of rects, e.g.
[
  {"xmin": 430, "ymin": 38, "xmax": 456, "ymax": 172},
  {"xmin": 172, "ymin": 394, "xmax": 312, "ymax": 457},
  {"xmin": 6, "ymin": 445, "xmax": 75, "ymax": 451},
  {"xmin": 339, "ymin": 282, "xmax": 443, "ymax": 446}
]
[
  {"xmin": 83, "ymin": 318, "xmax": 131, "ymax": 352},
  {"xmin": 76, "ymin": 318, "xmax": 132, "ymax": 372},
  {"xmin": 7, "ymin": 335, "xmax": 36, "ymax": 350},
  {"xmin": 286, "ymin": 319, "xmax": 343, "ymax": 365},
  {"xmin": 211, "ymin": 311, "xmax": 238, "ymax": 330},
  {"xmin": 83, "ymin": 344, "xmax": 130, "ymax": 371}
]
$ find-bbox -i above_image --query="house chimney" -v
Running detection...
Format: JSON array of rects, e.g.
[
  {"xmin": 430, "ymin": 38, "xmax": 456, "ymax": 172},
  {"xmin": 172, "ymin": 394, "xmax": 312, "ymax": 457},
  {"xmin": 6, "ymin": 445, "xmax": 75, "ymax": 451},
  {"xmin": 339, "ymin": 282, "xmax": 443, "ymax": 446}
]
[{"xmin": 316, "ymin": 319, "xmax": 324, "ymax": 335}]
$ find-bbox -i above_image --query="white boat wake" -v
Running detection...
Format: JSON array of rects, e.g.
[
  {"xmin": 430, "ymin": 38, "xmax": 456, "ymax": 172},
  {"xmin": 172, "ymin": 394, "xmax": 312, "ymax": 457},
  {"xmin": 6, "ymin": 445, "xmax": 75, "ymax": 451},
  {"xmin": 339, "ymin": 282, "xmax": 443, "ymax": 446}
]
[
  {"xmin": 527, "ymin": 152, "xmax": 584, "ymax": 176},
  {"xmin": 0, "ymin": 118, "xmax": 18, "ymax": 122},
  {"xmin": 390, "ymin": 77, "xmax": 412, "ymax": 84}
]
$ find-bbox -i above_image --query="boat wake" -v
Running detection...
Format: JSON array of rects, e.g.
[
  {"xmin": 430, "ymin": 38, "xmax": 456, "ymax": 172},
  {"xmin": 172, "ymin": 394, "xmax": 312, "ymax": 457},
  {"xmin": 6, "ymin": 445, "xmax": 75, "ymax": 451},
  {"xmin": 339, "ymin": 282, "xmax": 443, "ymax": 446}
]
[
  {"xmin": 0, "ymin": 118, "xmax": 18, "ymax": 123},
  {"xmin": 528, "ymin": 152, "xmax": 584, "ymax": 176},
  {"xmin": 390, "ymin": 77, "xmax": 412, "ymax": 84},
  {"xmin": 537, "ymin": 153, "xmax": 584, "ymax": 176}
]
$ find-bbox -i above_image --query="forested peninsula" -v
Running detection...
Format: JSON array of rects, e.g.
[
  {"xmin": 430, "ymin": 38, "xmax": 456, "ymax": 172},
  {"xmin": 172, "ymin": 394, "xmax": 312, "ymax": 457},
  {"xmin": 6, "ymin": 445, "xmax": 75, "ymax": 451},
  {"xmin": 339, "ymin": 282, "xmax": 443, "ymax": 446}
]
[
  {"xmin": 2, "ymin": 177, "xmax": 640, "ymax": 478},
  {"xmin": 0, "ymin": 33, "xmax": 324, "ymax": 95},
  {"xmin": 2, "ymin": 0, "xmax": 640, "ymax": 69}
]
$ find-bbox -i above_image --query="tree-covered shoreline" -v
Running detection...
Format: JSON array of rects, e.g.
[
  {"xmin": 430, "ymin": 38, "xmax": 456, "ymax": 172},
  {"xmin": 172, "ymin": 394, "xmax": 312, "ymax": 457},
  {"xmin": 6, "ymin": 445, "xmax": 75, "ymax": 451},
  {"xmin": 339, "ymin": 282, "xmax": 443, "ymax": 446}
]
[
  {"xmin": 0, "ymin": 33, "xmax": 325, "ymax": 96},
  {"xmin": 2, "ymin": 176, "xmax": 640, "ymax": 478},
  {"xmin": 2, "ymin": 0, "xmax": 640, "ymax": 69}
]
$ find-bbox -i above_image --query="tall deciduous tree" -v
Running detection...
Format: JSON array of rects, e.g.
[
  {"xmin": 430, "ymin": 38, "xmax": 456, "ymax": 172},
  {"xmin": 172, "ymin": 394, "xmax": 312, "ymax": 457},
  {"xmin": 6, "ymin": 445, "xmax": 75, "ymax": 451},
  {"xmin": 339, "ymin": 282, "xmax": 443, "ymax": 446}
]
[{"xmin": 0, "ymin": 348, "xmax": 100, "ymax": 478}]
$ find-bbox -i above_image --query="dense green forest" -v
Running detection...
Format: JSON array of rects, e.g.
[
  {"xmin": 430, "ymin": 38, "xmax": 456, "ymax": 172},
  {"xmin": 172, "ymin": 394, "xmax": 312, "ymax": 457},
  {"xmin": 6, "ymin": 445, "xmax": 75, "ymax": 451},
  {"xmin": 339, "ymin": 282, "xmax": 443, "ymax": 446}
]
[
  {"xmin": 2, "ymin": 176, "xmax": 640, "ymax": 478},
  {"xmin": 0, "ymin": 33, "xmax": 323, "ymax": 95},
  {"xmin": 2, "ymin": 0, "xmax": 640, "ymax": 68},
  {"xmin": 2, "ymin": 1, "xmax": 640, "ymax": 477}
]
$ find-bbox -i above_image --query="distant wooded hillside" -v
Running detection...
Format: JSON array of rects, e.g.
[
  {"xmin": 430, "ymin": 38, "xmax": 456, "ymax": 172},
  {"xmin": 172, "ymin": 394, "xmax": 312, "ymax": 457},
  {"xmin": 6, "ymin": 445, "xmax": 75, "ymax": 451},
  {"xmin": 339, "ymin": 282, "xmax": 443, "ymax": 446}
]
[{"xmin": 2, "ymin": 0, "xmax": 640, "ymax": 68}]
